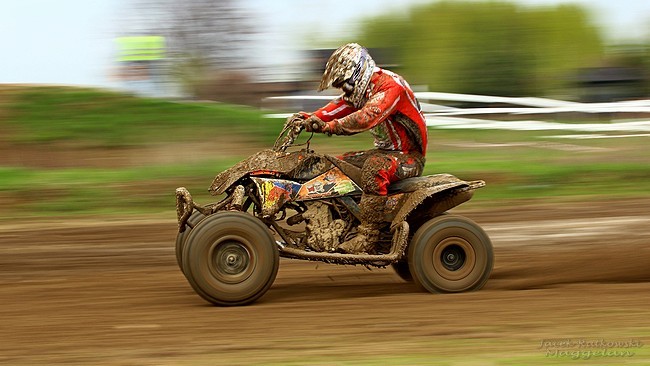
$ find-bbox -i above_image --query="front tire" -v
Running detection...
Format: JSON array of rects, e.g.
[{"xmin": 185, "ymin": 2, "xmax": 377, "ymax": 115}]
[
  {"xmin": 182, "ymin": 211, "xmax": 279, "ymax": 306},
  {"xmin": 175, "ymin": 211, "xmax": 206, "ymax": 275},
  {"xmin": 408, "ymin": 215, "xmax": 493, "ymax": 293}
]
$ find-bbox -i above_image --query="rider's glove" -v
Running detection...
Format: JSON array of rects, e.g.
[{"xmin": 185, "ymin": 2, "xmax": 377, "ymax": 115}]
[
  {"xmin": 286, "ymin": 112, "xmax": 308, "ymax": 126},
  {"xmin": 303, "ymin": 116, "xmax": 332, "ymax": 136}
]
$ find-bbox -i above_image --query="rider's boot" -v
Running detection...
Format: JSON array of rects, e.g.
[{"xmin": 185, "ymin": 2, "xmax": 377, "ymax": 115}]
[{"xmin": 337, "ymin": 194, "xmax": 387, "ymax": 254}]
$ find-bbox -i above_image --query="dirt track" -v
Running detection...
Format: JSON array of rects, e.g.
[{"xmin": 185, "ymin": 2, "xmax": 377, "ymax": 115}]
[{"xmin": 1, "ymin": 199, "xmax": 649, "ymax": 365}]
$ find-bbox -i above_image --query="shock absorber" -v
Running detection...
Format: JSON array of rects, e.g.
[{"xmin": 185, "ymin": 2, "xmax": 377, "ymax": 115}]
[{"xmin": 229, "ymin": 185, "xmax": 246, "ymax": 210}]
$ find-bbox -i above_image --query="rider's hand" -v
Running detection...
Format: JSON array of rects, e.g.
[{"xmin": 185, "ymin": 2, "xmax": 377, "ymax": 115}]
[
  {"xmin": 303, "ymin": 116, "xmax": 331, "ymax": 136},
  {"xmin": 286, "ymin": 112, "xmax": 307, "ymax": 127}
]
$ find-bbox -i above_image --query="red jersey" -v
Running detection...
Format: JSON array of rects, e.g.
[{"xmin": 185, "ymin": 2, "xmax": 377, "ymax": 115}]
[{"xmin": 312, "ymin": 68, "xmax": 428, "ymax": 155}]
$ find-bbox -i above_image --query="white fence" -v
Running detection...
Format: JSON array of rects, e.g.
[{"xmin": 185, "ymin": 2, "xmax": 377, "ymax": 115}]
[{"xmin": 265, "ymin": 92, "xmax": 650, "ymax": 138}]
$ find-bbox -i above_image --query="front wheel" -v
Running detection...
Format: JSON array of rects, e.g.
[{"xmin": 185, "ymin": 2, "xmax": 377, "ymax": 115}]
[
  {"xmin": 408, "ymin": 215, "xmax": 493, "ymax": 293},
  {"xmin": 175, "ymin": 211, "xmax": 206, "ymax": 275},
  {"xmin": 182, "ymin": 211, "xmax": 279, "ymax": 306}
]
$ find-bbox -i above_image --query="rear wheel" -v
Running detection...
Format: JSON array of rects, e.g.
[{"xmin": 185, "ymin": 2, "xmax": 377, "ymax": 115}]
[
  {"xmin": 408, "ymin": 215, "xmax": 493, "ymax": 293},
  {"xmin": 182, "ymin": 211, "xmax": 279, "ymax": 306}
]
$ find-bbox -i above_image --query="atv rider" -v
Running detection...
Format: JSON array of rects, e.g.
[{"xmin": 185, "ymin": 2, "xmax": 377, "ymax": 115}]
[{"xmin": 290, "ymin": 43, "xmax": 428, "ymax": 254}]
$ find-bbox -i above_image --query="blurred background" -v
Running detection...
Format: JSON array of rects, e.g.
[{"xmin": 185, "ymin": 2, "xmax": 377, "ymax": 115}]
[
  {"xmin": 3, "ymin": 3, "xmax": 650, "ymax": 365},
  {"xmin": 2, "ymin": 0, "xmax": 649, "ymax": 102},
  {"xmin": 1, "ymin": 0, "xmax": 650, "ymax": 217}
]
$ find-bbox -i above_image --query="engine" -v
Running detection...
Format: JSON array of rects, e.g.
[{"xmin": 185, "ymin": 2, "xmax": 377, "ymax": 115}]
[{"xmin": 302, "ymin": 202, "xmax": 346, "ymax": 252}]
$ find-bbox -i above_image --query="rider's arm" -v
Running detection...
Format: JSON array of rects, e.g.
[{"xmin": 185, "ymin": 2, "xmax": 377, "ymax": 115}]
[
  {"xmin": 312, "ymin": 96, "xmax": 355, "ymax": 122},
  {"xmin": 325, "ymin": 83, "xmax": 401, "ymax": 135}
]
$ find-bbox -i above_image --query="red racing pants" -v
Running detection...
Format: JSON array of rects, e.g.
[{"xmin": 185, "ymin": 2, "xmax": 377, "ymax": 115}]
[{"xmin": 339, "ymin": 149, "xmax": 425, "ymax": 195}]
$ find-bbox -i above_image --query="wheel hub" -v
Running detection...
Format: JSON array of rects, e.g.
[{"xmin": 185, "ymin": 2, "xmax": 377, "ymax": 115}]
[
  {"xmin": 226, "ymin": 254, "xmax": 237, "ymax": 265},
  {"xmin": 441, "ymin": 245, "xmax": 466, "ymax": 271},
  {"xmin": 432, "ymin": 236, "xmax": 476, "ymax": 281},
  {"xmin": 214, "ymin": 241, "xmax": 250, "ymax": 277}
]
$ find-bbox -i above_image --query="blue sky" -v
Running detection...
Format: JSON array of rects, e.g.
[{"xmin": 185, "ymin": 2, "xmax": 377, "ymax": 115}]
[
  {"xmin": 0, "ymin": 0, "xmax": 119, "ymax": 85},
  {"xmin": 1, "ymin": 0, "xmax": 648, "ymax": 87}
]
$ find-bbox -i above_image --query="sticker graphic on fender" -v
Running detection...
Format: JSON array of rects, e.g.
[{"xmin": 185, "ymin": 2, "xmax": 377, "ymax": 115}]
[
  {"xmin": 251, "ymin": 177, "xmax": 302, "ymax": 217},
  {"xmin": 296, "ymin": 168, "xmax": 362, "ymax": 201}
]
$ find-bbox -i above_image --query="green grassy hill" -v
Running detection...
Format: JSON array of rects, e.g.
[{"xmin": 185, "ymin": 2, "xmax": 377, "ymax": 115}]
[{"xmin": 2, "ymin": 86, "xmax": 276, "ymax": 146}]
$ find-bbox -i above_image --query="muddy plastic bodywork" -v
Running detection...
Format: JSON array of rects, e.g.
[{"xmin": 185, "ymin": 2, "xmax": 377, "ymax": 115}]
[
  {"xmin": 209, "ymin": 149, "xmax": 333, "ymax": 195},
  {"xmin": 204, "ymin": 147, "xmax": 484, "ymax": 226},
  {"xmin": 178, "ymin": 147, "xmax": 484, "ymax": 264},
  {"xmin": 251, "ymin": 167, "xmax": 362, "ymax": 217}
]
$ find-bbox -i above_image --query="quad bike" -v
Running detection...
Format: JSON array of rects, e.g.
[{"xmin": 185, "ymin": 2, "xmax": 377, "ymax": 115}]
[{"xmin": 175, "ymin": 119, "xmax": 493, "ymax": 306}]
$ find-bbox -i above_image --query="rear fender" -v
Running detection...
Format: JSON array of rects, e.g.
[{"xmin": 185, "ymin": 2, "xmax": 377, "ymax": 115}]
[{"xmin": 389, "ymin": 180, "xmax": 485, "ymax": 230}]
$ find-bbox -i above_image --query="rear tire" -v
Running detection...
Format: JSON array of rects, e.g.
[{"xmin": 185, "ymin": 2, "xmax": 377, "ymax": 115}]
[
  {"xmin": 408, "ymin": 215, "xmax": 493, "ymax": 293},
  {"xmin": 182, "ymin": 211, "xmax": 279, "ymax": 306}
]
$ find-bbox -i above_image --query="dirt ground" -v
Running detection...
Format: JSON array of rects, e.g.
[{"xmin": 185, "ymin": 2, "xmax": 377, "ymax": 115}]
[{"xmin": 1, "ymin": 199, "xmax": 650, "ymax": 365}]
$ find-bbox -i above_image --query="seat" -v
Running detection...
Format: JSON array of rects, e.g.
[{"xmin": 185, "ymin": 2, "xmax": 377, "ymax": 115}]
[{"xmin": 388, "ymin": 174, "xmax": 462, "ymax": 194}]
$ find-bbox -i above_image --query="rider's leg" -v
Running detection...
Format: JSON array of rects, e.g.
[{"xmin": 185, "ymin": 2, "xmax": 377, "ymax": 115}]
[
  {"xmin": 337, "ymin": 153, "xmax": 396, "ymax": 254},
  {"xmin": 337, "ymin": 150, "xmax": 425, "ymax": 254}
]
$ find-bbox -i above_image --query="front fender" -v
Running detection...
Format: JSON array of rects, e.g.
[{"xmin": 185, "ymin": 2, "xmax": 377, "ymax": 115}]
[
  {"xmin": 209, "ymin": 149, "xmax": 333, "ymax": 196},
  {"xmin": 209, "ymin": 150, "xmax": 301, "ymax": 195}
]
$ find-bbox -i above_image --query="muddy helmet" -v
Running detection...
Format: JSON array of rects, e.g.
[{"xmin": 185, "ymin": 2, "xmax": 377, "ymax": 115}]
[{"xmin": 318, "ymin": 43, "xmax": 376, "ymax": 108}]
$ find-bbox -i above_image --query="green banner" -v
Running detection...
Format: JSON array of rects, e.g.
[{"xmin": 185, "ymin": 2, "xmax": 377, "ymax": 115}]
[{"xmin": 116, "ymin": 36, "xmax": 165, "ymax": 61}]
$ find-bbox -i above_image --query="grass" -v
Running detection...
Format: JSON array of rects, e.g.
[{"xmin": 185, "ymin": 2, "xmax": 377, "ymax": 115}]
[
  {"xmin": 3, "ymin": 86, "xmax": 282, "ymax": 146},
  {"xmin": 1, "ymin": 85, "xmax": 649, "ymax": 218},
  {"xmin": 169, "ymin": 334, "xmax": 650, "ymax": 365},
  {"xmin": 425, "ymin": 149, "xmax": 650, "ymax": 200},
  {"xmin": 0, "ymin": 160, "xmax": 238, "ymax": 217}
]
